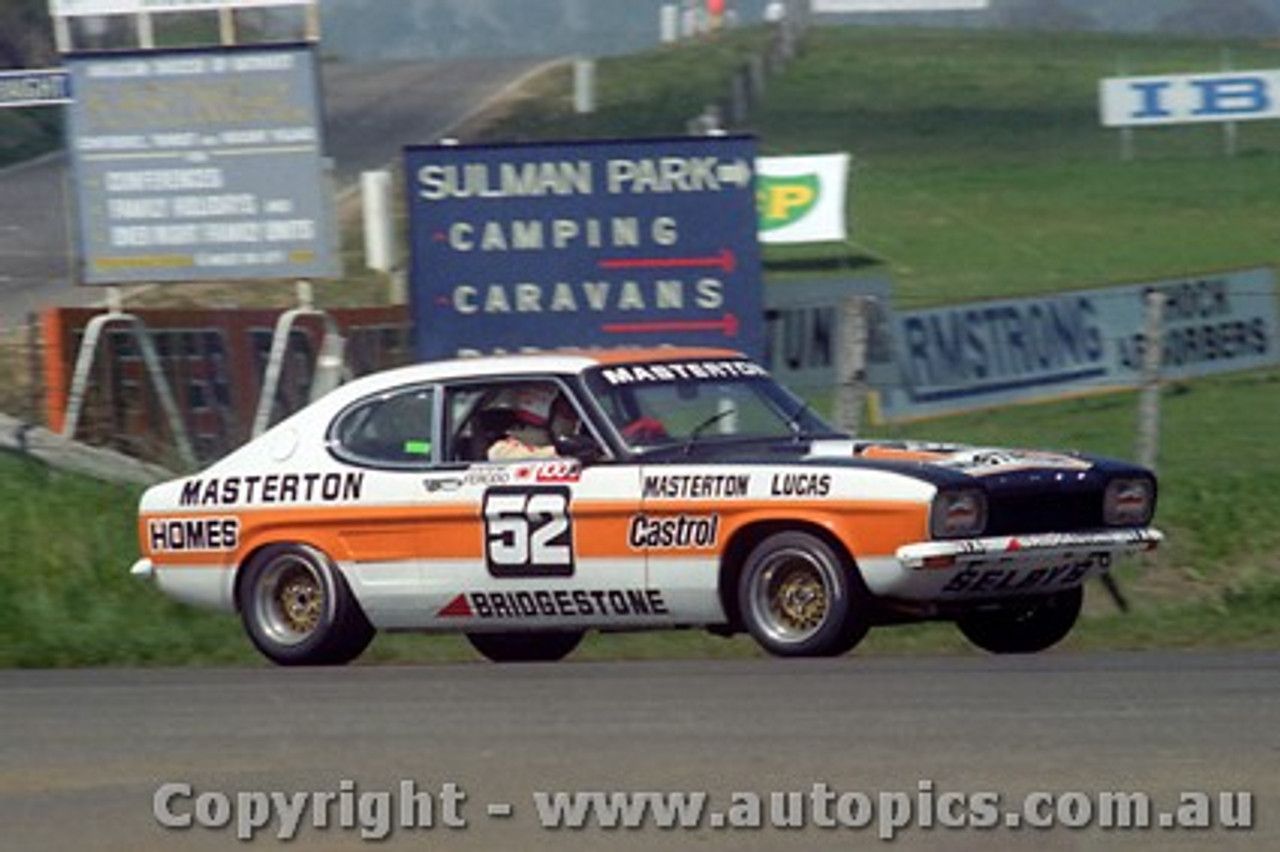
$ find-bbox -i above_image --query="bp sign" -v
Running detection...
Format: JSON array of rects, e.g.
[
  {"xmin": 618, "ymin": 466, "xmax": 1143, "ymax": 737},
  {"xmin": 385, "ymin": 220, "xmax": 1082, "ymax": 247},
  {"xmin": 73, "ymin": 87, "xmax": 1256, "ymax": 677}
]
[{"xmin": 404, "ymin": 136, "xmax": 764, "ymax": 360}]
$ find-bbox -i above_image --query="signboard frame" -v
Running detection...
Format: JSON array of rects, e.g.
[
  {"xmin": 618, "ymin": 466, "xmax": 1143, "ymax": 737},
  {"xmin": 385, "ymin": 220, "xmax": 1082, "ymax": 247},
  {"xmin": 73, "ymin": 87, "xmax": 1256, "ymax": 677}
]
[{"xmin": 50, "ymin": 0, "xmax": 311, "ymax": 16}]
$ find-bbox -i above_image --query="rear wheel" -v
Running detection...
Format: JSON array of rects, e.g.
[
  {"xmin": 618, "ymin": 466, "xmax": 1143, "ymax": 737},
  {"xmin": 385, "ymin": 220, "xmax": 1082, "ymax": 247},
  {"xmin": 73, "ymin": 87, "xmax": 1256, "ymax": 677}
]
[
  {"xmin": 738, "ymin": 531, "xmax": 871, "ymax": 657},
  {"xmin": 467, "ymin": 630, "xmax": 585, "ymax": 663},
  {"xmin": 956, "ymin": 586, "xmax": 1084, "ymax": 654},
  {"xmin": 238, "ymin": 544, "xmax": 374, "ymax": 666}
]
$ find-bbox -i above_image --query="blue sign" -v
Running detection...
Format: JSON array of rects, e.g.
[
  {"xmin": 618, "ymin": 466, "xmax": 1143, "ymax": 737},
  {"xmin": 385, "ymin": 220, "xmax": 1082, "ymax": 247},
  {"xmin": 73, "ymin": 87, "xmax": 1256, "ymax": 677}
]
[
  {"xmin": 0, "ymin": 69, "xmax": 71, "ymax": 108},
  {"xmin": 877, "ymin": 267, "xmax": 1280, "ymax": 421},
  {"xmin": 404, "ymin": 136, "xmax": 764, "ymax": 361}
]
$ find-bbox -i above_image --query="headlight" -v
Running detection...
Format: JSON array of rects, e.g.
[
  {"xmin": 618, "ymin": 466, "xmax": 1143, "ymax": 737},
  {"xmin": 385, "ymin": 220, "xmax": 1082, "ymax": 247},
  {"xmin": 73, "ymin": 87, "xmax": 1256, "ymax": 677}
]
[
  {"xmin": 930, "ymin": 488, "xmax": 987, "ymax": 539},
  {"xmin": 1104, "ymin": 477, "xmax": 1155, "ymax": 526}
]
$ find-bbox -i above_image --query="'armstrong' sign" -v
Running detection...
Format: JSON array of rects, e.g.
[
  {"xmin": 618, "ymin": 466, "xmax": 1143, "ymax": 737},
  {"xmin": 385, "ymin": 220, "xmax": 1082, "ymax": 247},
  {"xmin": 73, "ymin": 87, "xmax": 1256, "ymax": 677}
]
[
  {"xmin": 879, "ymin": 267, "xmax": 1280, "ymax": 421},
  {"xmin": 404, "ymin": 136, "xmax": 765, "ymax": 361}
]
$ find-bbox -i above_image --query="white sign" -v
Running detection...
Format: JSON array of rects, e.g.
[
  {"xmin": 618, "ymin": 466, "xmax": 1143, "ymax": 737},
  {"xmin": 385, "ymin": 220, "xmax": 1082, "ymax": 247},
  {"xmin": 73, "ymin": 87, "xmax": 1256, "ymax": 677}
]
[
  {"xmin": 66, "ymin": 46, "xmax": 338, "ymax": 284},
  {"xmin": 50, "ymin": 0, "xmax": 310, "ymax": 16},
  {"xmin": 0, "ymin": 69, "xmax": 71, "ymax": 108},
  {"xmin": 756, "ymin": 153, "xmax": 850, "ymax": 244},
  {"xmin": 811, "ymin": 1, "xmax": 989, "ymax": 12},
  {"xmin": 1100, "ymin": 70, "xmax": 1280, "ymax": 127}
]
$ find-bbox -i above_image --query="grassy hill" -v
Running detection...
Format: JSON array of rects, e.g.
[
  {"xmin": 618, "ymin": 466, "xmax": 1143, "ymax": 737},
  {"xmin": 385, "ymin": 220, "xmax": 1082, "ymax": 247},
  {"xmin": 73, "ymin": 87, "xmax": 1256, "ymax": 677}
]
[{"xmin": 3, "ymin": 25, "xmax": 1278, "ymax": 665}]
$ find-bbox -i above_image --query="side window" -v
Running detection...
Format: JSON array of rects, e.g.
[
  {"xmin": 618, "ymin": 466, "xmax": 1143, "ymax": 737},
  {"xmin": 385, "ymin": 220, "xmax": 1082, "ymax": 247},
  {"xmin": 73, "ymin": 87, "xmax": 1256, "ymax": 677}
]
[
  {"xmin": 444, "ymin": 379, "xmax": 600, "ymax": 463},
  {"xmin": 330, "ymin": 386, "xmax": 436, "ymax": 467}
]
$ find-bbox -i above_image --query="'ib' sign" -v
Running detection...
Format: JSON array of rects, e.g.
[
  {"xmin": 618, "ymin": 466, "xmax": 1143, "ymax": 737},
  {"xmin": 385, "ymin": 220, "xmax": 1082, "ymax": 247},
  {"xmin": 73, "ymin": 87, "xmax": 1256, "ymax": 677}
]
[{"xmin": 1100, "ymin": 70, "xmax": 1280, "ymax": 127}]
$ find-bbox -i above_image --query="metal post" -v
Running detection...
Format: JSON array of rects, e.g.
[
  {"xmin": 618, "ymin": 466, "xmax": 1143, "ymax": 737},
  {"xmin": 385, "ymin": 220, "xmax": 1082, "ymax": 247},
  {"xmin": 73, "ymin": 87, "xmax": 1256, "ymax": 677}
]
[
  {"xmin": 573, "ymin": 58, "xmax": 596, "ymax": 115},
  {"xmin": 1136, "ymin": 290, "xmax": 1165, "ymax": 472},
  {"xmin": 1222, "ymin": 48, "xmax": 1237, "ymax": 158},
  {"xmin": 137, "ymin": 12, "xmax": 155, "ymax": 50},
  {"xmin": 304, "ymin": 0, "xmax": 321, "ymax": 41},
  {"xmin": 219, "ymin": 7, "xmax": 237, "ymax": 46},
  {"xmin": 251, "ymin": 283, "xmax": 347, "ymax": 437},
  {"xmin": 27, "ymin": 312, "xmax": 41, "ymax": 426},
  {"xmin": 834, "ymin": 296, "xmax": 869, "ymax": 436},
  {"xmin": 52, "ymin": 15, "xmax": 72, "ymax": 53},
  {"xmin": 61, "ymin": 310, "xmax": 196, "ymax": 469}
]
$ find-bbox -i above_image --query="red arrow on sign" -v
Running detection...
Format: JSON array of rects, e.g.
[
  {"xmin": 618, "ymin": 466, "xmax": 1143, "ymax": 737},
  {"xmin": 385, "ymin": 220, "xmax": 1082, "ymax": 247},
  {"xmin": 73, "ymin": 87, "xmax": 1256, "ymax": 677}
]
[
  {"xmin": 597, "ymin": 248, "xmax": 736, "ymax": 274},
  {"xmin": 602, "ymin": 313, "xmax": 740, "ymax": 337}
]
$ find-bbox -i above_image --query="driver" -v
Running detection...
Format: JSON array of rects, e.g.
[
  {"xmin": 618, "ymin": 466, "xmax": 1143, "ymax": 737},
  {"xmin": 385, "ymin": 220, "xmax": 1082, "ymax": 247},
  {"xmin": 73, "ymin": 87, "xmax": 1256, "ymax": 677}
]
[{"xmin": 487, "ymin": 386, "xmax": 579, "ymax": 460}]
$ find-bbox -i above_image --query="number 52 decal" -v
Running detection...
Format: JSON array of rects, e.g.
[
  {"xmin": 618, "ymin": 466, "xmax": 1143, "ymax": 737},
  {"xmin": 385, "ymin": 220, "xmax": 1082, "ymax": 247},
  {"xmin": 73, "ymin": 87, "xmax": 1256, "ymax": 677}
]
[{"xmin": 482, "ymin": 487, "xmax": 575, "ymax": 577}]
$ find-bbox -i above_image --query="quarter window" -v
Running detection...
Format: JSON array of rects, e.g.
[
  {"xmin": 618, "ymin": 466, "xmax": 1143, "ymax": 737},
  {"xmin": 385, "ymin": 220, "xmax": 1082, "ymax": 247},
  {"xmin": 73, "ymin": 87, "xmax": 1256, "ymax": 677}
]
[{"xmin": 330, "ymin": 386, "xmax": 436, "ymax": 467}]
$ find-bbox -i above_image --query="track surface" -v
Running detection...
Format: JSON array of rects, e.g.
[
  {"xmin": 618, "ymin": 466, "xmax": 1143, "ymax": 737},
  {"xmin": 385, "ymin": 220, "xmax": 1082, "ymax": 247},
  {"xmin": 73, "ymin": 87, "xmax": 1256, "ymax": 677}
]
[
  {"xmin": 1, "ymin": 651, "xmax": 1275, "ymax": 850},
  {"xmin": 0, "ymin": 58, "xmax": 548, "ymax": 329}
]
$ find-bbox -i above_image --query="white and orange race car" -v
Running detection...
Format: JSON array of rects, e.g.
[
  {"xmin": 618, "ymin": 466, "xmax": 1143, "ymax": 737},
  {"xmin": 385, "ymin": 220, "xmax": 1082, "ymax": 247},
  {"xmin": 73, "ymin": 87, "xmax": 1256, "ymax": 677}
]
[{"xmin": 131, "ymin": 348, "xmax": 1162, "ymax": 665}]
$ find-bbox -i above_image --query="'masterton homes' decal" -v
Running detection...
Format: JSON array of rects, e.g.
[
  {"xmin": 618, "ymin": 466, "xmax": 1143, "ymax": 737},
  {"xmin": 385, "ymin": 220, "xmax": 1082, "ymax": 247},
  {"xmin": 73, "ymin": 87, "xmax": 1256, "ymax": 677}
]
[{"xmin": 148, "ymin": 517, "xmax": 239, "ymax": 552}]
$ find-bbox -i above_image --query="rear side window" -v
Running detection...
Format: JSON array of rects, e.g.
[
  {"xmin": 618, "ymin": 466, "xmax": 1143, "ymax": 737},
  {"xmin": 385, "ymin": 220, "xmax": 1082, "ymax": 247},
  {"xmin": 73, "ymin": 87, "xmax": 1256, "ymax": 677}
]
[{"xmin": 329, "ymin": 386, "xmax": 436, "ymax": 467}]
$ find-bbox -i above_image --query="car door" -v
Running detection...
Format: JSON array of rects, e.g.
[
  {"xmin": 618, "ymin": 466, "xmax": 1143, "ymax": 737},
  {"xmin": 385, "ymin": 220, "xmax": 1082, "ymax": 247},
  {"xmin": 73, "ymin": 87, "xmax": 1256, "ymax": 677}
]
[
  {"xmin": 325, "ymin": 381, "xmax": 442, "ymax": 628},
  {"xmin": 419, "ymin": 378, "xmax": 655, "ymax": 631}
]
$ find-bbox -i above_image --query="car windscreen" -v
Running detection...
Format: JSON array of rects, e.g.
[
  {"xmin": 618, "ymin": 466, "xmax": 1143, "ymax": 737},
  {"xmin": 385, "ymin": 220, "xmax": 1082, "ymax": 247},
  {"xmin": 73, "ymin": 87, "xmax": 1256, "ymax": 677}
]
[{"xmin": 583, "ymin": 358, "xmax": 842, "ymax": 451}]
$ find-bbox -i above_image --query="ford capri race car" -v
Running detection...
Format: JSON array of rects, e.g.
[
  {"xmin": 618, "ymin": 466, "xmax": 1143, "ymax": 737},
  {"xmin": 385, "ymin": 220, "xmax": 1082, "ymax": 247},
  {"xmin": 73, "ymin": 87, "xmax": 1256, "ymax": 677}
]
[{"xmin": 131, "ymin": 348, "xmax": 1162, "ymax": 665}]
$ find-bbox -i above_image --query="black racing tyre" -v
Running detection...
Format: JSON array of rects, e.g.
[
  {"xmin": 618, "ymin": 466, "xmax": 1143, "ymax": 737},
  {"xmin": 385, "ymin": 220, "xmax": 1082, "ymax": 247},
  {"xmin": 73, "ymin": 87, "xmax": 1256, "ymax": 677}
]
[
  {"xmin": 466, "ymin": 630, "xmax": 585, "ymax": 663},
  {"xmin": 737, "ymin": 531, "xmax": 871, "ymax": 657},
  {"xmin": 237, "ymin": 543, "xmax": 375, "ymax": 666},
  {"xmin": 955, "ymin": 586, "xmax": 1084, "ymax": 655}
]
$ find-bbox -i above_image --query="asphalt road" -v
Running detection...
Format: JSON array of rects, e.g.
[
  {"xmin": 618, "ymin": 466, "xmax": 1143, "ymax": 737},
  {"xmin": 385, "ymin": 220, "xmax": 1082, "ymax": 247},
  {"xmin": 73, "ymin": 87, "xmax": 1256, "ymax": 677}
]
[
  {"xmin": 0, "ymin": 57, "xmax": 550, "ymax": 331},
  {"xmin": 1, "ymin": 651, "xmax": 1275, "ymax": 851}
]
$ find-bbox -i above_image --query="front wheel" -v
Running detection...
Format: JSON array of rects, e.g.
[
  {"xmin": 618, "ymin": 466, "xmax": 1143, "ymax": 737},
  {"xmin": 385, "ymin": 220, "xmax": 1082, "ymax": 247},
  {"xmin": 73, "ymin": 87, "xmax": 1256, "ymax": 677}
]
[
  {"xmin": 737, "ymin": 531, "xmax": 871, "ymax": 657},
  {"xmin": 467, "ymin": 630, "xmax": 585, "ymax": 663},
  {"xmin": 238, "ymin": 544, "xmax": 374, "ymax": 666},
  {"xmin": 955, "ymin": 586, "xmax": 1084, "ymax": 654}
]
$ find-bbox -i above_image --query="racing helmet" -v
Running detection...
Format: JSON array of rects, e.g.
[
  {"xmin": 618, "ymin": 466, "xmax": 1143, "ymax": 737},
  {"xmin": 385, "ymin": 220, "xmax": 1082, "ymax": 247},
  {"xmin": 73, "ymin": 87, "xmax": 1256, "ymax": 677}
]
[{"xmin": 491, "ymin": 384, "xmax": 558, "ymax": 427}]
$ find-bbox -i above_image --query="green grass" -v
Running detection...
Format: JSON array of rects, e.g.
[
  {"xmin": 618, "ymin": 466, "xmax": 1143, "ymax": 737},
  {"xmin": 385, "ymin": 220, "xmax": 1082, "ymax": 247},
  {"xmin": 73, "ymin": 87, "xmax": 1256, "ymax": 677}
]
[{"xmin": 2, "ymin": 24, "xmax": 1279, "ymax": 665}]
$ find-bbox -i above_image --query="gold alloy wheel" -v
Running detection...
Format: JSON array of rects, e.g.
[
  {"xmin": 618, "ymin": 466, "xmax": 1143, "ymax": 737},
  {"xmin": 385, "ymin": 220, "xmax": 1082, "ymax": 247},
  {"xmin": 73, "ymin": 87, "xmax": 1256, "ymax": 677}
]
[
  {"xmin": 747, "ymin": 546, "xmax": 838, "ymax": 644},
  {"xmin": 768, "ymin": 563, "xmax": 829, "ymax": 634},
  {"xmin": 252, "ymin": 554, "xmax": 328, "ymax": 646}
]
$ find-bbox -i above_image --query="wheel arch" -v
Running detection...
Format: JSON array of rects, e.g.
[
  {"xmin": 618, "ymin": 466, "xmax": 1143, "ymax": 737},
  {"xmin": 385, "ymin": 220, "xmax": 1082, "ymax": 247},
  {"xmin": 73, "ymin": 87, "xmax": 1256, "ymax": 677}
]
[
  {"xmin": 231, "ymin": 532, "xmax": 352, "ymax": 614},
  {"xmin": 717, "ymin": 518, "xmax": 861, "ymax": 633}
]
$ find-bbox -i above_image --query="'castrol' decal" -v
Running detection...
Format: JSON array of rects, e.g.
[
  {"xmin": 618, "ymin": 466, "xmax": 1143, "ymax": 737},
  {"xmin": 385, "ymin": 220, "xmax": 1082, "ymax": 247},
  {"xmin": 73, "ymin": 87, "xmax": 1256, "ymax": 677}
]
[{"xmin": 627, "ymin": 514, "xmax": 720, "ymax": 550}]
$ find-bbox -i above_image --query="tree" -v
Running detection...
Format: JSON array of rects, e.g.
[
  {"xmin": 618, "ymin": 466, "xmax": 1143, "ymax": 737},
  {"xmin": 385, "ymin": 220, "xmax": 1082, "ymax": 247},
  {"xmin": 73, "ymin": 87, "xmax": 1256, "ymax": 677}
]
[
  {"xmin": 1158, "ymin": 0, "xmax": 1279, "ymax": 38},
  {"xmin": 0, "ymin": 0, "xmax": 56, "ymax": 70}
]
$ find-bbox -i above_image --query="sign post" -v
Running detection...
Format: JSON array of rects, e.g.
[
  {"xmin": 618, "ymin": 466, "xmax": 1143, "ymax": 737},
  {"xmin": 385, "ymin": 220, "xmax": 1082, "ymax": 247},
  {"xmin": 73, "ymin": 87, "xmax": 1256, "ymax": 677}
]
[{"xmin": 49, "ymin": 0, "xmax": 338, "ymax": 453}]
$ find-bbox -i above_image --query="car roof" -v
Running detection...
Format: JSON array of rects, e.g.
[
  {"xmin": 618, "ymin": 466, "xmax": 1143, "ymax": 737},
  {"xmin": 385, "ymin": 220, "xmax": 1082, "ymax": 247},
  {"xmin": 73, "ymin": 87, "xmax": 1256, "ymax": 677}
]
[{"xmin": 323, "ymin": 347, "xmax": 750, "ymax": 404}]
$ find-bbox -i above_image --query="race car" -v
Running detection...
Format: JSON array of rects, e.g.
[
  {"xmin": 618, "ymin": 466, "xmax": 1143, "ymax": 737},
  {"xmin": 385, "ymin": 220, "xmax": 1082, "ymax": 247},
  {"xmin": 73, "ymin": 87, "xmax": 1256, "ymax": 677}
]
[{"xmin": 130, "ymin": 347, "xmax": 1162, "ymax": 665}]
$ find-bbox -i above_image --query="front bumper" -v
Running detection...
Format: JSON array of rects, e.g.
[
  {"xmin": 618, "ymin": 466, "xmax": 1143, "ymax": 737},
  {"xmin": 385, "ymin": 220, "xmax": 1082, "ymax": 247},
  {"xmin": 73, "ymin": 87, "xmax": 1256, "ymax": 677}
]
[{"xmin": 890, "ymin": 527, "xmax": 1163, "ymax": 600}]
